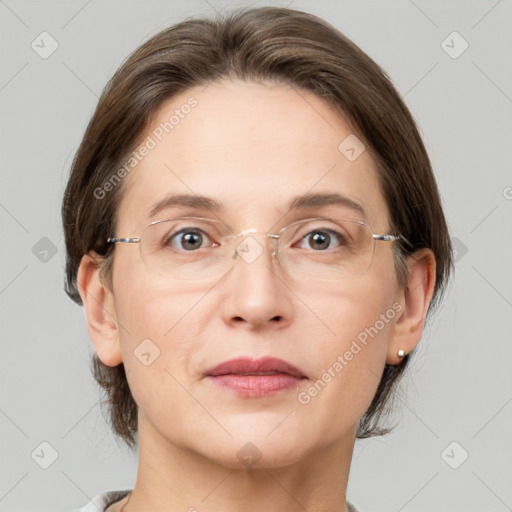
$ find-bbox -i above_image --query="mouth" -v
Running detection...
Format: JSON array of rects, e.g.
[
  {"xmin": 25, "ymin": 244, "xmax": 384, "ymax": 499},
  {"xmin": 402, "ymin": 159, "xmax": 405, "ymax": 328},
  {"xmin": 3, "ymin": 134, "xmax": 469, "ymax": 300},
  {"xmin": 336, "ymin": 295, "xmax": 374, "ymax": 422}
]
[{"xmin": 203, "ymin": 357, "xmax": 308, "ymax": 397}]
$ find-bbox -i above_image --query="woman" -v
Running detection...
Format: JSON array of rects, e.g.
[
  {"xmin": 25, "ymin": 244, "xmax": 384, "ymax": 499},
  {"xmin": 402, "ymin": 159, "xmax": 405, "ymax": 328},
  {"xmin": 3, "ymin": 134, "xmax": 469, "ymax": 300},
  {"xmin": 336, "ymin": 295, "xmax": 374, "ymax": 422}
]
[{"xmin": 62, "ymin": 6, "xmax": 452, "ymax": 512}]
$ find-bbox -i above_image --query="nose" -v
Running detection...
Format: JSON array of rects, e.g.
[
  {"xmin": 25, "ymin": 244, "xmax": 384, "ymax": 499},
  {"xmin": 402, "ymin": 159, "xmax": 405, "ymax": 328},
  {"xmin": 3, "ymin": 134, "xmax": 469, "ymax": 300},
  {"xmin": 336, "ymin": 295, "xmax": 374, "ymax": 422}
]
[{"xmin": 220, "ymin": 232, "xmax": 293, "ymax": 330}]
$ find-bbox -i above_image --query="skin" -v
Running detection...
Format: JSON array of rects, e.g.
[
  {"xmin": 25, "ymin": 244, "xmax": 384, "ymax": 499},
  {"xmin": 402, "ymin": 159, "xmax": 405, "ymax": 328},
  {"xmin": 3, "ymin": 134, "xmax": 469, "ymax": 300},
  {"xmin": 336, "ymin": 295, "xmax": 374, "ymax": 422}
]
[{"xmin": 78, "ymin": 79, "xmax": 436, "ymax": 512}]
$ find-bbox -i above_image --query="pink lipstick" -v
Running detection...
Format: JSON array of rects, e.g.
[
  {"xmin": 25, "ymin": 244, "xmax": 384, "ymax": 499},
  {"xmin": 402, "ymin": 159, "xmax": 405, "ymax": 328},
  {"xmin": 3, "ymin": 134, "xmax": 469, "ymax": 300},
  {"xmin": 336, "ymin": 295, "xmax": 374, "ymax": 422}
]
[{"xmin": 204, "ymin": 357, "xmax": 307, "ymax": 397}]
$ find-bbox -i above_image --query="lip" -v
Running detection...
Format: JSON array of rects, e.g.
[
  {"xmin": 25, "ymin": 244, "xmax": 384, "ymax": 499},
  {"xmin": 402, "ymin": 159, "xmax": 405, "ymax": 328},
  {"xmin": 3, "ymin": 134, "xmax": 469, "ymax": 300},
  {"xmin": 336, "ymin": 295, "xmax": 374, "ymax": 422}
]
[
  {"xmin": 203, "ymin": 357, "xmax": 308, "ymax": 397},
  {"xmin": 204, "ymin": 356, "xmax": 307, "ymax": 378}
]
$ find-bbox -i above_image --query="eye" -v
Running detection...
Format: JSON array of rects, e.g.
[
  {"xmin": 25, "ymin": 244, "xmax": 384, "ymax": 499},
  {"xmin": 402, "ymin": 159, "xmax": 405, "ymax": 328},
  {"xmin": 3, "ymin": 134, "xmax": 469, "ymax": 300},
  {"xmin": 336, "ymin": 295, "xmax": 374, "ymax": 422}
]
[
  {"xmin": 165, "ymin": 228, "xmax": 217, "ymax": 251},
  {"xmin": 297, "ymin": 229, "xmax": 346, "ymax": 251}
]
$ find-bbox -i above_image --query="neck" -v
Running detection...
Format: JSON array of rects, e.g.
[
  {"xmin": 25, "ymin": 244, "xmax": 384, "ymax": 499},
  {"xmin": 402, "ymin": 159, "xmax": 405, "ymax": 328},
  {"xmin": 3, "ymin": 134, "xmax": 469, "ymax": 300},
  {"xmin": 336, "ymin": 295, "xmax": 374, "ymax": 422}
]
[{"xmin": 122, "ymin": 415, "xmax": 357, "ymax": 512}]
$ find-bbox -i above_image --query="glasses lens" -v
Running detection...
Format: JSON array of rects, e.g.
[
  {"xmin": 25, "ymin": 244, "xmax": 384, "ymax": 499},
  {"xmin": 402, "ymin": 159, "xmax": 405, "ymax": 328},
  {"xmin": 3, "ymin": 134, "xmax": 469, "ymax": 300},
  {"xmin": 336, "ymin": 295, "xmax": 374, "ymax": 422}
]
[
  {"xmin": 140, "ymin": 217, "xmax": 229, "ymax": 280},
  {"xmin": 278, "ymin": 217, "xmax": 375, "ymax": 279},
  {"xmin": 139, "ymin": 216, "xmax": 376, "ymax": 281}
]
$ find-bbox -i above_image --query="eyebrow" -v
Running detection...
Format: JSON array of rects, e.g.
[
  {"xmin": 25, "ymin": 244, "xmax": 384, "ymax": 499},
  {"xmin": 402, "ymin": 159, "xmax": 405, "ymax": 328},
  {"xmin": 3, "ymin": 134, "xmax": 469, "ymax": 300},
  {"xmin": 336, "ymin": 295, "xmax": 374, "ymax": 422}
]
[
  {"xmin": 147, "ymin": 194, "xmax": 223, "ymax": 218},
  {"xmin": 147, "ymin": 192, "xmax": 366, "ymax": 219},
  {"xmin": 287, "ymin": 192, "xmax": 365, "ymax": 218}
]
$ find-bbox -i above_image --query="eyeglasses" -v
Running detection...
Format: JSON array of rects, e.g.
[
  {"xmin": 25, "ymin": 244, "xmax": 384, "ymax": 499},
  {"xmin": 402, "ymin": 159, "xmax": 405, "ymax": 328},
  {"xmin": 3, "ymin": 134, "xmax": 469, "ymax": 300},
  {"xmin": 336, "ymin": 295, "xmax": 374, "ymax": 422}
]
[{"xmin": 107, "ymin": 216, "xmax": 404, "ymax": 281}]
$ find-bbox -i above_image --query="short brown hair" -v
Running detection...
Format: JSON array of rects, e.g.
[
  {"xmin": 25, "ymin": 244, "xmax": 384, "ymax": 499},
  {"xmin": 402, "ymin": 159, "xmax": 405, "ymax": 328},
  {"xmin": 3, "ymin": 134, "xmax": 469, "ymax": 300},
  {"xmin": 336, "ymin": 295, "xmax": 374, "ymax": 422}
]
[{"xmin": 61, "ymin": 6, "xmax": 453, "ymax": 449}]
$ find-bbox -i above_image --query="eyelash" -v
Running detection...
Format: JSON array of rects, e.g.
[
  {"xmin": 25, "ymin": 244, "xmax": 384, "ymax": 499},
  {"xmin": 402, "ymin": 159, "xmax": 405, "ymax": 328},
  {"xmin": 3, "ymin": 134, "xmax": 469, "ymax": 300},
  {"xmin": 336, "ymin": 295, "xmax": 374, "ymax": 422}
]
[{"xmin": 166, "ymin": 227, "xmax": 347, "ymax": 252}]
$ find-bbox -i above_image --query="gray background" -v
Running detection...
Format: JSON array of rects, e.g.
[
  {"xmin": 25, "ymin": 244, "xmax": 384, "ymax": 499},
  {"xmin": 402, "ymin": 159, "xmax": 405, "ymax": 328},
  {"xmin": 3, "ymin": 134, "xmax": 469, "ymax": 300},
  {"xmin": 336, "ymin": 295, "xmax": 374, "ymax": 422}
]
[{"xmin": 1, "ymin": 0, "xmax": 511, "ymax": 511}]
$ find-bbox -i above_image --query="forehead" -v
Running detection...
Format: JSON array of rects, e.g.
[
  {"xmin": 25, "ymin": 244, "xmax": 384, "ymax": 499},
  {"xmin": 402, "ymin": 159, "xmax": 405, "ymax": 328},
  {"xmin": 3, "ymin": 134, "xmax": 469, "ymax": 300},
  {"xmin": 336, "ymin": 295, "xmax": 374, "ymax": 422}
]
[{"xmin": 116, "ymin": 79, "xmax": 389, "ymax": 232}]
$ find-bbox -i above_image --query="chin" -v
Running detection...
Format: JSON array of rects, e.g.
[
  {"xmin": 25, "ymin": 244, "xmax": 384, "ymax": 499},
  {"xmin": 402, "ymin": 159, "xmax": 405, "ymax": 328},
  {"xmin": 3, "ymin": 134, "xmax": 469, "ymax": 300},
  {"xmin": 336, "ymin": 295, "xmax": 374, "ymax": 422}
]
[{"xmin": 195, "ymin": 431, "xmax": 312, "ymax": 470}]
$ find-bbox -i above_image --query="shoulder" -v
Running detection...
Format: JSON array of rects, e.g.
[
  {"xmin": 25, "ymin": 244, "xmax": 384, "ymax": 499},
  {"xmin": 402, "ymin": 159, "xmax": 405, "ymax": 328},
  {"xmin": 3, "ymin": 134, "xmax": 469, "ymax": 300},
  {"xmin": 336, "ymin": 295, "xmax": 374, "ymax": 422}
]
[{"xmin": 72, "ymin": 490, "xmax": 131, "ymax": 512}]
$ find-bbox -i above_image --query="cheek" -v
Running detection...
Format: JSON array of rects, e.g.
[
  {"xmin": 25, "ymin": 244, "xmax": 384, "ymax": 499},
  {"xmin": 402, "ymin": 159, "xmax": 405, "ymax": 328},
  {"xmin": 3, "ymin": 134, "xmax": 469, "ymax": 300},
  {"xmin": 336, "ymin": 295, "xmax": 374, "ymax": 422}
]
[
  {"xmin": 296, "ymin": 277, "xmax": 399, "ymax": 427},
  {"xmin": 112, "ymin": 250, "xmax": 212, "ymax": 342},
  {"xmin": 112, "ymin": 270, "xmax": 210, "ymax": 393},
  {"xmin": 114, "ymin": 288, "xmax": 206, "ymax": 430},
  {"xmin": 313, "ymin": 272, "xmax": 398, "ymax": 354},
  {"xmin": 117, "ymin": 282, "xmax": 211, "ymax": 354}
]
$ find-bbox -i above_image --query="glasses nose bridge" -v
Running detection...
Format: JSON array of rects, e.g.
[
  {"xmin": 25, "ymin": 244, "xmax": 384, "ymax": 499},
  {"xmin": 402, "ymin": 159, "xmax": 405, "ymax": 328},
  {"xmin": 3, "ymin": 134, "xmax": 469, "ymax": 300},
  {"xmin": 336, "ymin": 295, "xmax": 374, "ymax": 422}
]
[{"xmin": 228, "ymin": 229, "xmax": 280, "ymax": 264}]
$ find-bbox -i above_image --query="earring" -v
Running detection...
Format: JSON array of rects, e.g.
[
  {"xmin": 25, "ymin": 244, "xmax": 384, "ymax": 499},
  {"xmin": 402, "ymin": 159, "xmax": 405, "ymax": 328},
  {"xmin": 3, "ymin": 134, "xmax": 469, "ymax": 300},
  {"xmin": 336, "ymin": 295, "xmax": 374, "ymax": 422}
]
[{"xmin": 397, "ymin": 349, "xmax": 406, "ymax": 358}]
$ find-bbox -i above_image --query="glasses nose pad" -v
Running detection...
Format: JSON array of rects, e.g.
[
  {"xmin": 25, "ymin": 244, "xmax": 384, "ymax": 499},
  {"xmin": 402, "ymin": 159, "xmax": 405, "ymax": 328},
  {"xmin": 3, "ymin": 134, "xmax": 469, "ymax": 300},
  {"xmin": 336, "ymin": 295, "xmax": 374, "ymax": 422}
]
[
  {"xmin": 230, "ymin": 232, "xmax": 280, "ymax": 266},
  {"xmin": 267, "ymin": 234, "xmax": 279, "ymax": 257}
]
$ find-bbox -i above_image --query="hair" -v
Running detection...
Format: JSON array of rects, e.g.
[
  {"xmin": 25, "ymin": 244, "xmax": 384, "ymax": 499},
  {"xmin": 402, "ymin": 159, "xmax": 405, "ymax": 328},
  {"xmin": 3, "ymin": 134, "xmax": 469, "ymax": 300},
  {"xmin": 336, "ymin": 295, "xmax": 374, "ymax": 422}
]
[{"xmin": 61, "ymin": 6, "xmax": 453, "ymax": 450}]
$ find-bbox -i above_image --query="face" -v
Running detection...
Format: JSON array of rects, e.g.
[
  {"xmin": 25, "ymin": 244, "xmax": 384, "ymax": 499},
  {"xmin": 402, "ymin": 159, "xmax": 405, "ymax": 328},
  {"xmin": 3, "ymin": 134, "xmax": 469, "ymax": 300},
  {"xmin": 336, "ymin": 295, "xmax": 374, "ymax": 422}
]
[{"xmin": 107, "ymin": 79, "xmax": 402, "ymax": 467}]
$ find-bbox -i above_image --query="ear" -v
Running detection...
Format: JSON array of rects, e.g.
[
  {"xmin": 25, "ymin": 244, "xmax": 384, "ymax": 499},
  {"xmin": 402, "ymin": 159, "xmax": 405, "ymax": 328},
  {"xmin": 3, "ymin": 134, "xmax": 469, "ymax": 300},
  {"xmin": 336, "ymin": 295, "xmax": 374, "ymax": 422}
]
[
  {"xmin": 76, "ymin": 252, "xmax": 123, "ymax": 367},
  {"xmin": 387, "ymin": 248, "xmax": 436, "ymax": 365}
]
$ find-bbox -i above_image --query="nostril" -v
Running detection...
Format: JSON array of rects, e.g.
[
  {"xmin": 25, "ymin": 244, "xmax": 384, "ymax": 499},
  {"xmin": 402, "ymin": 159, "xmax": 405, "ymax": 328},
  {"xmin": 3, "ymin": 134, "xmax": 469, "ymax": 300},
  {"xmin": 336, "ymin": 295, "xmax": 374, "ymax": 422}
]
[{"xmin": 231, "ymin": 315, "xmax": 282, "ymax": 323}]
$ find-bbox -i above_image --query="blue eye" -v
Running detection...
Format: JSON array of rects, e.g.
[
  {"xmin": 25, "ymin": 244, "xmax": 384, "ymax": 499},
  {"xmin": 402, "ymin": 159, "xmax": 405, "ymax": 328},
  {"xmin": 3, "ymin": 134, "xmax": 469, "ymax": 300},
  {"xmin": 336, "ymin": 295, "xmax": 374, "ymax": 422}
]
[{"xmin": 167, "ymin": 229, "xmax": 213, "ymax": 251}]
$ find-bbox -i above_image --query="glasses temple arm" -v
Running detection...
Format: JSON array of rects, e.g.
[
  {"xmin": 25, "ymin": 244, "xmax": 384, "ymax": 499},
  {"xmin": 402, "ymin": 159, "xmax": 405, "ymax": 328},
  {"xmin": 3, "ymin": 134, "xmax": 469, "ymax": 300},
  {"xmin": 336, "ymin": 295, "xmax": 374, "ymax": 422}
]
[{"xmin": 107, "ymin": 237, "xmax": 141, "ymax": 243}]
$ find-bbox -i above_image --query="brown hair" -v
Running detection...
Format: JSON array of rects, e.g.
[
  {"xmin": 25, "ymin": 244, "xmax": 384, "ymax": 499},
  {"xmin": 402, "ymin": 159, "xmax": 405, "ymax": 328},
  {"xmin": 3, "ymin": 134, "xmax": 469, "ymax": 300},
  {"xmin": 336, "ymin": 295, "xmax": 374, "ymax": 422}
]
[{"xmin": 61, "ymin": 6, "xmax": 453, "ymax": 450}]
